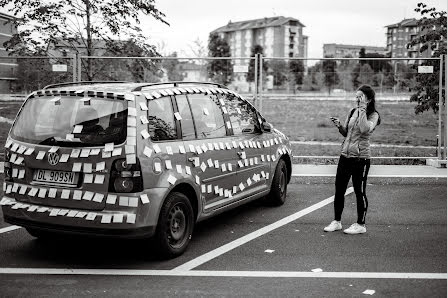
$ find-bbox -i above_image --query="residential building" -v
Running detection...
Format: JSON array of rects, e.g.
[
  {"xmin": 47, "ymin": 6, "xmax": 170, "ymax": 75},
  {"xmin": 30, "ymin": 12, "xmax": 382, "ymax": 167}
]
[
  {"xmin": 323, "ymin": 43, "xmax": 387, "ymax": 58},
  {"xmin": 0, "ymin": 12, "xmax": 17, "ymax": 93},
  {"xmin": 385, "ymin": 18, "xmax": 431, "ymax": 58},
  {"xmin": 211, "ymin": 16, "xmax": 308, "ymax": 59}
]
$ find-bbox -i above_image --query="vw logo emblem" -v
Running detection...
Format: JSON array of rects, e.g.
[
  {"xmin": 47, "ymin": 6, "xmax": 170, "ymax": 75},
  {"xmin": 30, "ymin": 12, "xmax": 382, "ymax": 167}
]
[{"xmin": 48, "ymin": 152, "xmax": 60, "ymax": 166}]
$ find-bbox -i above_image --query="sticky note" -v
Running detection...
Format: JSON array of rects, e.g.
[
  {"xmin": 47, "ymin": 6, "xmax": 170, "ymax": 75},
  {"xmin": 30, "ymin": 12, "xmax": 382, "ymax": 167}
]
[
  {"xmin": 73, "ymin": 125, "xmax": 83, "ymax": 133},
  {"xmin": 10, "ymin": 143, "xmax": 19, "ymax": 152},
  {"xmin": 143, "ymin": 146, "xmax": 153, "ymax": 158},
  {"xmin": 84, "ymin": 174, "xmax": 94, "ymax": 183},
  {"xmin": 112, "ymin": 147, "xmax": 122, "ymax": 156},
  {"xmin": 126, "ymin": 154, "xmax": 136, "ymax": 165},
  {"xmin": 140, "ymin": 194, "xmax": 150, "ymax": 204},
  {"xmin": 207, "ymin": 159, "xmax": 213, "ymax": 167},
  {"xmin": 239, "ymin": 183, "xmax": 245, "ymax": 191},
  {"xmin": 207, "ymin": 185, "xmax": 212, "ymax": 193},
  {"xmin": 101, "ymin": 214, "xmax": 112, "ymax": 224},
  {"xmin": 174, "ymin": 112, "xmax": 182, "ymax": 120},
  {"xmin": 36, "ymin": 151, "xmax": 45, "ymax": 160},
  {"xmin": 72, "ymin": 162, "xmax": 82, "ymax": 172},
  {"xmin": 203, "ymin": 108, "xmax": 209, "ymax": 115},
  {"xmin": 154, "ymin": 162, "xmax": 162, "ymax": 172},
  {"xmin": 66, "ymin": 210, "xmax": 78, "ymax": 217},
  {"xmin": 214, "ymin": 186, "xmax": 219, "ymax": 195},
  {"xmin": 19, "ymin": 185, "xmax": 27, "ymax": 195},
  {"xmin": 139, "ymin": 102, "xmax": 148, "ymax": 110},
  {"xmin": 83, "ymin": 163, "xmax": 93, "ymax": 173},
  {"xmin": 232, "ymin": 141, "xmax": 238, "ymax": 148},
  {"xmin": 167, "ymin": 174, "xmax": 177, "ymax": 185},
  {"xmin": 48, "ymin": 188, "xmax": 57, "ymax": 198},
  {"xmin": 94, "ymin": 174, "xmax": 105, "ymax": 184},
  {"xmin": 247, "ymin": 178, "xmax": 252, "ymax": 186},
  {"xmin": 214, "ymin": 160, "xmax": 219, "ymax": 168},
  {"xmin": 126, "ymin": 137, "xmax": 136, "ymax": 146},
  {"xmin": 126, "ymin": 214, "xmax": 136, "ymax": 224},
  {"xmin": 127, "ymin": 117, "xmax": 137, "ymax": 127},
  {"xmin": 11, "ymin": 183, "xmax": 19, "ymax": 192},
  {"xmin": 188, "ymin": 144, "xmax": 195, "ymax": 152},
  {"xmin": 71, "ymin": 149, "xmax": 81, "ymax": 158},
  {"xmin": 14, "ymin": 157, "xmax": 24, "ymax": 165},
  {"xmin": 82, "ymin": 191, "xmax": 94, "ymax": 201},
  {"xmin": 73, "ymin": 190, "xmax": 82, "ymax": 200},
  {"xmin": 128, "ymin": 107, "xmax": 137, "ymax": 117},
  {"xmin": 106, "ymin": 194, "xmax": 117, "ymax": 204},
  {"xmin": 119, "ymin": 196, "xmax": 129, "ymax": 206},
  {"xmin": 125, "ymin": 145, "xmax": 135, "ymax": 154},
  {"xmin": 86, "ymin": 213, "xmax": 97, "ymax": 221},
  {"xmin": 201, "ymin": 185, "xmax": 206, "ymax": 193},
  {"xmin": 17, "ymin": 145, "xmax": 27, "ymax": 154},
  {"xmin": 141, "ymin": 129, "xmax": 150, "ymax": 139},
  {"xmin": 185, "ymin": 166, "xmax": 191, "ymax": 175},
  {"xmin": 93, "ymin": 193, "xmax": 104, "ymax": 203},
  {"xmin": 96, "ymin": 161, "xmax": 105, "ymax": 171},
  {"xmin": 249, "ymin": 158, "xmax": 254, "ymax": 166},
  {"xmin": 153, "ymin": 144, "xmax": 161, "ymax": 153},
  {"xmin": 228, "ymin": 163, "xmax": 233, "ymax": 171},
  {"xmin": 12, "ymin": 168, "xmax": 18, "ymax": 178},
  {"xmin": 165, "ymin": 160, "xmax": 172, "ymax": 170},
  {"xmin": 166, "ymin": 146, "xmax": 173, "ymax": 155},
  {"xmin": 49, "ymin": 146, "xmax": 59, "ymax": 153},
  {"xmin": 59, "ymin": 154, "xmax": 69, "ymax": 163},
  {"xmin": 49, "ymin": 209, "xmax": 60, "ymax": 216},
  {"xmin": 195, "ymin": 175, "xmax": 200, "ymax": 185},
  {"xmin": 179, "ymin": 145, "xmax": 186, "ymax": 154},
  {"xmin": 80, "ymin": 149, "xmax": 90, "ymax": 157},
  {"xmin": 28, "ymin": 187, "xmax": 38, "ymax": 196},
  {"xmin": 210, "ymin": 143, "xmax": 216, "ymax": 151},
  {"xmin": 128, "ymin": 197, "xmax": 138, "ymax": 207},
  {"xmin": 140, "ymin": 115, "xmax": 149, "ymax": 124},
  {"xmin": 127, "ymin": 127, "xmax": 137, "ymax": 137},
  {"xmin": 61, "ymin": 189, "xmax": 71, "ymax": 199},
  {"xmin": 221, "ymin": 163, "xmax": 227, "ymax": 172},
  {"xmin": 226, "ymin": 143, "xmax": 232, "ymax": 150},
  {"xmin": 104, "ymin": 142, "xmax": 114, "ymax": 152},
  {"xmin": 237, "ymin": 160, "xmax": 244, "ymax": 168},
  {"xmin": 176, "ymin": 165, "xmax": 182, "ymax": 174},
  {"xmin": 24, "ymin": 147, "xmax": 35, "ymax": 156},
  {"xmin": 196, "ymin": 146, "xmax": 203, "ymax": 154},
  {"xmin": 75, "ymin": 212, "xmax": 87, "ymax": 218}
]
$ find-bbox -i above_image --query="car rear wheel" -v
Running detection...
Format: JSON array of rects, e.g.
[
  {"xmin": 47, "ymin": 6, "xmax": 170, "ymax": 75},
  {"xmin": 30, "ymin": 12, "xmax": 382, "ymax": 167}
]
[
  {"xmin": 266, "ymin": 159, "xmax": 288, "ymax": 206},
  {"xmin": 154, "ymin": 192, "xmax": 194, "ymax": 258}
]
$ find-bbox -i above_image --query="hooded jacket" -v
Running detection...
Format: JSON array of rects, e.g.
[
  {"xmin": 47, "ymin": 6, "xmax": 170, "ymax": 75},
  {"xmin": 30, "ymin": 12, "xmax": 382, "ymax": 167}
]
[{"xmin": 339, "ymin": 107, "xmax": 379, "ymax": 159}]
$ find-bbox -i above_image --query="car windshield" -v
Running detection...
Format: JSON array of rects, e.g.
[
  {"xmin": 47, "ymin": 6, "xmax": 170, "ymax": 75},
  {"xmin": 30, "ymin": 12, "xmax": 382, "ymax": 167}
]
[{"xmin": 11, "ymin": 96, "xmax": 127, "ymax": 147}]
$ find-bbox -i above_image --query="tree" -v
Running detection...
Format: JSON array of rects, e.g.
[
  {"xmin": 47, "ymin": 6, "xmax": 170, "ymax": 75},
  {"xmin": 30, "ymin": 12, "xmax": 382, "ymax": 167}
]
[
  {"xmin": 269, "ymin": 60, "xmax": 288, "ymax": 87},
  {"xmin": 322, "ymin": 56, "xmax": 339, "ymax": 94},
  {"xmin": 289, "ymin": 59, "xmax": 305, "ymax": 88},
  {"xmin": 162, "ymin": 52, "xmax": 184, "ymax": 81},
  {"xmin": 247, "ymin": 45, "xmax": 268, "ymax": 82},
  {"xmin": 407, "ymin": 2, "xmax": 447, "ymax": 114},
  {"xmin": 207, "ymin": 33, "xmax": 232, "ymax": 85},
  {"xmin": 0, "ymin": 0, "xmax": 168, "ymax": 80}
]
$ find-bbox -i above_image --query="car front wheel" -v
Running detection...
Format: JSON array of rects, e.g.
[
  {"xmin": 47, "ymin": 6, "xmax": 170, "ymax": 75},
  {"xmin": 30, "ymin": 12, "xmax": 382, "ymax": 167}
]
[
  {"xmin": 266, "ymin": 159, "xmax": 288, "ymax": 206},
  {"xmin": 154, "ymin": 192, "xmax": 194, "ymax": 258}
]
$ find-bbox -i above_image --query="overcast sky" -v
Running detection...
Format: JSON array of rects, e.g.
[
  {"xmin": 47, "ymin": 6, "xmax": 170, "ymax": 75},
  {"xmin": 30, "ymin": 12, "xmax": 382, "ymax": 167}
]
[
  {"xmin": 1, "ymin": 0, "xmax": 446, "ymax": 58},
  {"xmin": 142, "ymin": 0, "xmax": 446, "ymax": 57}
]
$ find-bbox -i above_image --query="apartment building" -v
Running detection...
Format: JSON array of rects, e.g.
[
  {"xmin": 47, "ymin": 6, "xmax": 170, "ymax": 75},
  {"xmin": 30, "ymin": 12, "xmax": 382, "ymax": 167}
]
[
  {"xmin": 211, "ymin": 16, "xmax": 308, "ymax": 59},
  {"xmin": 323, "ymin": 43, "xmax": 387, "ymax": 58},
  {"xmin": 385, "ymin": 18, "xmax": 431, "ymax": 58},
  {"xmin": 0, "ymin": 11, "xmax": 17, "ymax": 93}
]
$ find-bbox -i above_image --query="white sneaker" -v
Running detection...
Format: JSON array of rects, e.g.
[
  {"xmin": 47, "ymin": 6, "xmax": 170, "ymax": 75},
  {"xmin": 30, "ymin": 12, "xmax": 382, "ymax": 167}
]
[
  {"xmin": 343, "ymin": 223, "xmax": 366, "ymax": 234},
  {"xmin": 324, "ymin": 220, "xmax": 342, "ymax": 232}
]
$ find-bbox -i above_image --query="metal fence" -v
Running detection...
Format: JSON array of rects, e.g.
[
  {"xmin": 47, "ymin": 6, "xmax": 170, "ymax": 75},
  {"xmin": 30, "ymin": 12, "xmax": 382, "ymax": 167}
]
[{"xmin": 1, "ymin": 54, "xmax": 445, "ymax": 163}]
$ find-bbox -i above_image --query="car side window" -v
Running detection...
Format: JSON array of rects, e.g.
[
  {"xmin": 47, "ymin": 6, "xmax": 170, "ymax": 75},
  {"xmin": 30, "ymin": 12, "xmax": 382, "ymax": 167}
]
[
  {"xmin": 221, "ymin": 94, "xmax": 260, "ymax": 135},
  {"xmin": 175, "ymin": 95, "xmax": 196, "ymax": 140},
  {"xmin": 188, "ymin": 93, "xmax": 226, "ymax": 139},
  {"xmin": 148, "ymin": 96, "xmax": 177, "ymax": 141}
]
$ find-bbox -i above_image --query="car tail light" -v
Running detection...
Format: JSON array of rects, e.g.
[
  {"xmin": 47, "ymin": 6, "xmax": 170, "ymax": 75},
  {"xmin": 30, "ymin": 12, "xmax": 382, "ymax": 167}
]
[{"xmin": 109, "ymin": 158, "xmax": 143, "ymax": 193}]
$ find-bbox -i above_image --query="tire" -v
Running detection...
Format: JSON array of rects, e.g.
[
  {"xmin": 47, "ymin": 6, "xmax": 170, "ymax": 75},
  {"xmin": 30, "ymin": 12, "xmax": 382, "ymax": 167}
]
[
  {"xmin": 154, "ymin": 192, "xmax": 194, "ymax": 259},
  {"xmin": 266, "ymin": 159, "xmax": 288, "ymax": 206}
]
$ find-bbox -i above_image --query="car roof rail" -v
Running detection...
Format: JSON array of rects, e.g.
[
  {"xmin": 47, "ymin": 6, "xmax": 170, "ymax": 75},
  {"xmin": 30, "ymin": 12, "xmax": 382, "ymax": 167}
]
[
  {"xmin": 131, "ymin": 81, "xmax": 228, "ymax": 91},
  {"xmin": 42, "ymin": 81, "xmax": 130, "ymax": 90}
]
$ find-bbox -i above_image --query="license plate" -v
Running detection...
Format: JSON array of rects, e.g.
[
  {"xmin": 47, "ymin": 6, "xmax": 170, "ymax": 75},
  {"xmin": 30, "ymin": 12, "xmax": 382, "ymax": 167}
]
[{"xmin": 33, "ymin": 169, "xmax": 78, "ymax": 186}]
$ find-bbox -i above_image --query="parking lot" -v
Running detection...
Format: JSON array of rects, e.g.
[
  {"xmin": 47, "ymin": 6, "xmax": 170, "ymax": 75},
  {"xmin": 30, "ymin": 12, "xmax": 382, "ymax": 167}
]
[{"xmin": 1, "ymin": 182, "xmax": 446, "ymax": 297}]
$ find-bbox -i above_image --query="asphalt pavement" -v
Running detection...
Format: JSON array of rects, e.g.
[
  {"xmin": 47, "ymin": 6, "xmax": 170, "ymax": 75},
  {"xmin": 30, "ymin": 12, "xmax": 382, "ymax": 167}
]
[{"xmin": 0, "ymin": 182, "xmax": 446, "ymax": 297}]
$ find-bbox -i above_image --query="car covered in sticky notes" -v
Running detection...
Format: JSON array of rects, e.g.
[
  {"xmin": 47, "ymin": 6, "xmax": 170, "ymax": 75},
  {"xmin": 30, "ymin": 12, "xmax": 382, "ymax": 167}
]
[{"xmin": 1, "ymin": 81, "xmax": 292, "ymax": 258}]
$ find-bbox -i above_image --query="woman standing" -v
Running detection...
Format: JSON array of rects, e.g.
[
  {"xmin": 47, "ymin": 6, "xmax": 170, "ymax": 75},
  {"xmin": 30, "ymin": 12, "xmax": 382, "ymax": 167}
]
[{"xmin": 324, "ymin": 84, "xmax": 381, "ymax": 234}]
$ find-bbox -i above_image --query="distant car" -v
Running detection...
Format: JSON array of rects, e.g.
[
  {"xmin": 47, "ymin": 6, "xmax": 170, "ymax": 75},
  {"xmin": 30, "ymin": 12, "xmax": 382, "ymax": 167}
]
[{"xmin": 1, "ymin": 81, "xmax": 292, "ymax": 258}]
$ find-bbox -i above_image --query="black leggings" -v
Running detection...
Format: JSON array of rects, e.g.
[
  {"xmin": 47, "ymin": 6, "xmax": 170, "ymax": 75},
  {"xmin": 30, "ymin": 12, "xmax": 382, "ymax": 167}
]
[{"xmin": 334, "ymin": 155, "xmax": 371, "ymax": 225}]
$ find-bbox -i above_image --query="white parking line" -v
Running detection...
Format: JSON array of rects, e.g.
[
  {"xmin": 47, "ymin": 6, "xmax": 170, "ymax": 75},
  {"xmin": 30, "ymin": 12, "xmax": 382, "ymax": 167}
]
[
  {"xmin": 0, "ymin": 225, "xmax": 21, "ymax": 234},
  {"xmin": 0, "ymin": 268, "xmax": 445, "ymax": 279},
  {"xmin": 173, "ymin": 187, "xmax": 354, "ymax": 271}
]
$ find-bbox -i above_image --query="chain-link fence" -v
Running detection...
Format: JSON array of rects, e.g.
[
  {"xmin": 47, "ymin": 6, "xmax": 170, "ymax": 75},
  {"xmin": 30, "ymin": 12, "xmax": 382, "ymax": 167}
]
[{"xmin": 1, "ymin": 54, "xmax": 445, "ymax": 163}]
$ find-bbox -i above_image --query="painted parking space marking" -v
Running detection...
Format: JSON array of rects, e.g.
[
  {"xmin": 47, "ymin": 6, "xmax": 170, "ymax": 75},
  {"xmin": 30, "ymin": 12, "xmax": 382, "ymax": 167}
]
[
  {"xmin": 0, "ymin": 268, "xmax": 446, "ymax": 279},
  {"xmin": 173, "ymin": 187, "xmax": 354, "ymax": 271},
  {"xmin": 0, "ymin": 225, "xmax": 21, "ymax": 234}
]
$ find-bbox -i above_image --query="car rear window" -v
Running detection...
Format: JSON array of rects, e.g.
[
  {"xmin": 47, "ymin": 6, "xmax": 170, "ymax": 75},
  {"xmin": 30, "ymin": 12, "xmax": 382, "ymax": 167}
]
[{"xmin": 11, "ymin": 96, "xmax": 127, "ymax": 146}]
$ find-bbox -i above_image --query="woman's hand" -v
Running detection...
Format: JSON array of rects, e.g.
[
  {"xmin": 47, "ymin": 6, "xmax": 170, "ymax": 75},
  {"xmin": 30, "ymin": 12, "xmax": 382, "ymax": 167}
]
[{"xmin": 330, "ymin": 116, "xmax": 341, "ymax": 128}]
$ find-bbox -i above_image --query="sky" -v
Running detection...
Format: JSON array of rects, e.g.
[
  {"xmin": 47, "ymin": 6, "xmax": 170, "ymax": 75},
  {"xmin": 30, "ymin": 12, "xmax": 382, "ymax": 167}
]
[
  {"xmin": 141, "ymin": 0, "xmax": 447, "ymax": 57},
  {"xmin": 1, "ymin": 0, "xmax": 446, "ymax": 58}
]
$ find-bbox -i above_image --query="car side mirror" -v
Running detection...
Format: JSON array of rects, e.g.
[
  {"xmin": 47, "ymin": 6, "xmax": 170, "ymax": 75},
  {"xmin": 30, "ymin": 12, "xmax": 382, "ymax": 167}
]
[{"xmin": 262, "ymin": 122, "xmax": 272, "ymax": 132}]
